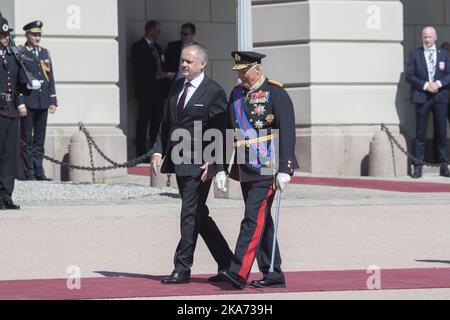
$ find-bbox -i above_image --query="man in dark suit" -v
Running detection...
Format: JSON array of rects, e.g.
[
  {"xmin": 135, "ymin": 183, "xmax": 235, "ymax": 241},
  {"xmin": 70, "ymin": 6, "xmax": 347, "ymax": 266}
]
[
  {"xmin": 131, "ymin": 20, "xmax": 167, "ymax": 159},
  {"xmin": 151, "ymin": 44, "xmax": 233, "ymax": 285},
  {"xmin": 406, "ymin": 26, "xmax": 450, "ymax": 178},
  {"xmin": 20, "ymin": 20, "xmax": 57, "ymax": 181},
  {"xmin": 0, "ymin": 15, "xmax": 30, "ymax": 210},
  {"xmin": 164, "ymin": 23, "xmax": 196, "ymax": 86},
  {"xmin": 217, "ymin": 51, "xmax": 299, "ymax": 290}
]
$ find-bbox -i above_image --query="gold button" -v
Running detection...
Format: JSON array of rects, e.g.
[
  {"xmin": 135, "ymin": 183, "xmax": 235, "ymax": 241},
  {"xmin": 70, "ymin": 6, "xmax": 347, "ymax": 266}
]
[{"xmin": 249, "ymin": 119, "xmax": 253, "ymax": 123}]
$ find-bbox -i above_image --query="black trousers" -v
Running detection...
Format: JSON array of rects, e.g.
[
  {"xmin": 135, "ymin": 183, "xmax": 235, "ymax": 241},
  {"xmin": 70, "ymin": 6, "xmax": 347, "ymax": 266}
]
[
  {"xmin": 20, "ymin": 109, "xmax": 48, "ymax": 178},
  {"xmin": 173, "ymin": 174, "xmax": 233, "ymax": 274},
  {"xmin": 0, "ymin": 115, "xmax": 19, "ymax": 202},
  {"xmin": 414, "ymin": 100, "xmax": 448, "ymax": 167},
  {"xmin": 228, "ymin": 178, "xmax": 284, "ymax": 282},
  {"xmin": 135, "ymin": 95, "xmax": 164, "ymax": 157}
]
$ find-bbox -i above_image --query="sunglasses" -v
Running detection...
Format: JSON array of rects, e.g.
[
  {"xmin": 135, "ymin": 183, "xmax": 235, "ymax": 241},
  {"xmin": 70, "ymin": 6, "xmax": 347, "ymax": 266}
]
[{"xmin": 181, "ymin": 32, "xmax": 192, "ymax": 36}]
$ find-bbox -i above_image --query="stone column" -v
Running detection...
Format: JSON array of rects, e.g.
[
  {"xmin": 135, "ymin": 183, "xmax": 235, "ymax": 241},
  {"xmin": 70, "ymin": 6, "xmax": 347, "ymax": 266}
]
[
  {"xmin": 237, "ymin": 0, "xmax": 253, "ymax": 50},
  {"xmin": 252, "ymin": 0, "xmax": 407, "ymax": 176},
  {"xmin": 7, "ymin": 0, "xmax": 126, "ymax": 181}
]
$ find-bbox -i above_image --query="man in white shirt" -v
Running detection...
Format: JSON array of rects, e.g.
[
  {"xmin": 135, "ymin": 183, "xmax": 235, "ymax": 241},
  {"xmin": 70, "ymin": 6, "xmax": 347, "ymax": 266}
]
[
  {"xmin": 406, "ymin": 26, "xmax": 450, "ymax": 178},
  {"xmin": 151, "ymin": 44, "xmax": 233, "ymax": 285}
]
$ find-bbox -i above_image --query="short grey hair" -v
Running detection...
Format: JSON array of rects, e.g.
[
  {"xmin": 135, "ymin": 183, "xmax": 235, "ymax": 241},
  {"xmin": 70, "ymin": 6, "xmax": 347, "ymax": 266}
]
[{"xmin": 185, "ymin": 43, "xmax": 209, "ymax": 62}]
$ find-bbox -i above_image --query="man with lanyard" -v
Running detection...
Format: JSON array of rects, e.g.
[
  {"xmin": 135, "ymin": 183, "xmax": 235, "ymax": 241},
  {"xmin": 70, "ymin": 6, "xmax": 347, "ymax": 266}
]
[
  {"xmin": 216, "ymin": 51, "xmax": 299, "ymax": 289},
  {"xmin": 19, "ymin": 20, "xmax": 57, "ymax": 181},
  {"xmin": 0, "ymin": 15, "xmax": 30, "ymax": 210}
]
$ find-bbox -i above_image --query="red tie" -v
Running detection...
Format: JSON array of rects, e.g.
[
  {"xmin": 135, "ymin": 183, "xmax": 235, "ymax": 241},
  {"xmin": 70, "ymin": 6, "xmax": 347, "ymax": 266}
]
[{"xmin": 177, "ymin": 82, "xmax": 191, "ymax": 119}]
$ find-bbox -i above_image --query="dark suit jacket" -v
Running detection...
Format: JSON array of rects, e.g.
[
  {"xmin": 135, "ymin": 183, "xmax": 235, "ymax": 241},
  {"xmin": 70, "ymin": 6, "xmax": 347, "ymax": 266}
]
[
  {"xmin": 406, "ymin": 46, "xmax": 450, "ymax": 104},
  {"xmin": 153, "ymin": 75, "xmax": 228, "ymax": 176},
  {"xmin": 131, "ymin": 37, "xmax": 164, "ymax": 101},
  {"xmin": 164, "ymin": 40, "xmax": 183, "ymax": 74}
]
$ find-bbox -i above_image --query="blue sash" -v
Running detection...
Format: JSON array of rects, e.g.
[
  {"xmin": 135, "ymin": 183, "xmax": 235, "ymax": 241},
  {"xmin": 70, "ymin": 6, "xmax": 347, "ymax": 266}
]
[{"xmin": 232, "ymin": 87, "xmax": 274, "ymax": 168}]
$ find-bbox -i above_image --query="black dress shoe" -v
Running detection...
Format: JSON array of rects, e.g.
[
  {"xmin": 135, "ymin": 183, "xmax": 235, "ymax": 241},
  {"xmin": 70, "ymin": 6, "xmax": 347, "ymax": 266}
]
[
  {"xmin": 440, "ymin": 165, "xmax": 450, "ymax": 177},
  {"xmin": 411, "ymin": 167, "xmax": 422, "ymax": 179},
  {"xmin": 2, "ymin": 200, "xmax": 20, "ymax": 210},
  {"xmin": 220, "ymin": 271, "xmax": 246, "ymax": 290},
  {"xmin": 250, "ymin": 278, "xmax": 286, "ymax": 288},
  {"xmin": 36, "ymin": 176, "xmax": 51, "ymax": 181},
  {"xmin": 208, "ymin": 273, "xmax": 224, "ymax": 282},
  {"xmin": 208, "ymin": 268, "xmax": 228, "ymax": 282},
  {"xmin": 161, "ymin": 272, "xmax": 190, "ymax": 285}
]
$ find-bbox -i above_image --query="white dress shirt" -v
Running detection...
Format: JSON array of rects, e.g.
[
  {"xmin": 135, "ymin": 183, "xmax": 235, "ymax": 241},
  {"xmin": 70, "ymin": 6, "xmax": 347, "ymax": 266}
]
[
  {"xmin": 423, "ymin": 45, "xmax": 442, "ymax": 90},
  {"xmin": 177, "ymin": 72, "xmax": 205, "ymax": 109},
  {"xmin": 152, "ymin": 72, "xmax": 205, "ymax": 158}
]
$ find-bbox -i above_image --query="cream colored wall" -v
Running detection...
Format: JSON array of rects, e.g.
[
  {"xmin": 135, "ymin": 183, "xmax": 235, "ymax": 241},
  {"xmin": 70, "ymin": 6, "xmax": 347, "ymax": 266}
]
[
  {"xmin": 252, "ymin": 0, "xmax": 405, "ymax": 175},
  {"xmin": 12, "ymin": 0, "xmax": 120, "ymax": 126}
]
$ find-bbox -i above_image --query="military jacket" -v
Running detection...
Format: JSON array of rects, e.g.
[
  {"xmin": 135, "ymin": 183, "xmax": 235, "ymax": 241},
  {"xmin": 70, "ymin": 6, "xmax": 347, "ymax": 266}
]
[
  {"xmin": 20, "ymin": 44, "xmax": 57, "ymax": 109},
  {"xmin": 0, "ymin": 51, "xmax": 28, "ymax": 118},
  {"xmin": 227, "ymin": 77, "xmax": 299, "ymax": 182}
]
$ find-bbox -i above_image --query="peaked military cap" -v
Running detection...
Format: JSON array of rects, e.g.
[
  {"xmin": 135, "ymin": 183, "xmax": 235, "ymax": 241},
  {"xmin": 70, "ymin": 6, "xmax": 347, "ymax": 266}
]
[
  {"xmin": 23, "ymin": 20, "xmax": 43, "ymax": 33},
  {"xmin": 231, "ymin": 51, "xmax": 266, "ymax": 70},
  {"xmin": 0, "ymin": 16, "xmax": 12, "ymax": 35}
]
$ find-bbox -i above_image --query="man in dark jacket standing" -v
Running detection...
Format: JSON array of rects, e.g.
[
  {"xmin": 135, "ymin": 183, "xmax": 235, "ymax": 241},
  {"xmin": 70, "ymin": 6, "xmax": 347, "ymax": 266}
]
[
  {"xmin": 0, "ymin": 15, "xmax": 30, "ymax": 209},
  {"xmin": 406, "ymin": 26, "xmax": 450, "ymax": 178},
  {"xmin": 164, "ymin": 23, "xmax": 196, "ymax": 83},
  {"xmin": 20, "ymin": 20, "xmax": 57, "ymax": 181},
  {"xmin": 151, "ymin": 44, "xmax": 233, "ymax": 285},
  {"xmin": 131, "ymin": 20, "xmax": 167, "ymax": 159}
]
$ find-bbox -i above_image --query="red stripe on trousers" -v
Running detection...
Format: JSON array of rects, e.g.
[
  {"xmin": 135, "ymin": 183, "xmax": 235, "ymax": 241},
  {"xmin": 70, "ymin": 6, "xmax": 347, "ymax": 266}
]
[{"xmin": 238, "ymin": 185, "xmax": 274, "ymax": 279}]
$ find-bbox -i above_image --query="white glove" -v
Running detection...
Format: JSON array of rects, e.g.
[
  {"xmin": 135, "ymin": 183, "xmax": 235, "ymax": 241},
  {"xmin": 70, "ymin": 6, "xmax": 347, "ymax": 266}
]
[
  {"xmin": 215, "ymin": 171, "xmax": 227, "ymax": 192},
  {"xmin": 27, "ymin": 80, "xmax": 41, "ymax": 90},
  {"xmin": 276, "ymin": 173, "xmax": 291, "ymax": 192}
]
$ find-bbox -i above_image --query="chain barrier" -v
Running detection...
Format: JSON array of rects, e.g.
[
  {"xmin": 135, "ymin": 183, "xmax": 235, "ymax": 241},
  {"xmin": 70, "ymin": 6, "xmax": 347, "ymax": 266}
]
[
  {"xmin": 86, "ymin": 133, "xmax": 96, "ymax": 183},
  {"xmin": 380, "ymin": 123, "xmax": 441, "ymax": 169},
  {"xmin": 20, "ymin": 122, "xmax": 154, "ymax": 180},
  {"xmin": 21, "ymin": 122, "xmax": 440, "ymax": 179}
]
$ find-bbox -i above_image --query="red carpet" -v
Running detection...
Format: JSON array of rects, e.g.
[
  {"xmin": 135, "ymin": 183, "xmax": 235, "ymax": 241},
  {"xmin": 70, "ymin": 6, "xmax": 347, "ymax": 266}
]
[
  {"xmin": 1, "ymin": 268, "xmax": 450, "ymax": 300},
  {"xmin": 128, "ymin": 166, "xmax": 151, "ymax": 176},
  {"xmin": 129, "ymin": 166, "xmax": 450, "ymax": 193},
  {"xmin": 291, "ymin": 176, "xmax": 450, "ymax": 193}
]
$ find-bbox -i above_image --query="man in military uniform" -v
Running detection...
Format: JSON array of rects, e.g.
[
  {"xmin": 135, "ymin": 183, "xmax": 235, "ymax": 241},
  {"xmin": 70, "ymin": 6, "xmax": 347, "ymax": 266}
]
[
  {"xmin": 216, "ymin": 51, "xmax": 299, "ymax": 289},
  {"xmin": 0, "ymin": 15, "xmax": 30, "ymax": 209},
  {"xmin": 19, "ymin": 20, "xmax": 57, "ymax": 181}
]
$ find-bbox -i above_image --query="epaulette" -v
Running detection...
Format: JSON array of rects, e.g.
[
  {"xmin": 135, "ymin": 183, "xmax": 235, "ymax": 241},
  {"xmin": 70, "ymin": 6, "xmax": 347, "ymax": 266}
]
[
  {"xmin": 234, "ymin": 83, "xmax": 241, "ymax": 89},
  {"xmin": 268, "ymin": 79, "xmax": 284, "ymax": 88}
]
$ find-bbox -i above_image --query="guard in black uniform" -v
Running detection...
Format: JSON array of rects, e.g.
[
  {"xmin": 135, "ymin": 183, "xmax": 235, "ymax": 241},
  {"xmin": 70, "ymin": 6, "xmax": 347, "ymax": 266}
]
[
  {"xmin": 217, "ymin": 51, "xmax": 299, "ymax": 289},
  {"xmin": 20, "ymin": 21, "xmax": 57, "ymax": 181},
  {"xmin": 0, "ymin": 16, "xmax": 30, "ymax": 210}
]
